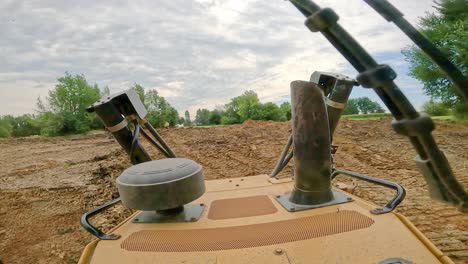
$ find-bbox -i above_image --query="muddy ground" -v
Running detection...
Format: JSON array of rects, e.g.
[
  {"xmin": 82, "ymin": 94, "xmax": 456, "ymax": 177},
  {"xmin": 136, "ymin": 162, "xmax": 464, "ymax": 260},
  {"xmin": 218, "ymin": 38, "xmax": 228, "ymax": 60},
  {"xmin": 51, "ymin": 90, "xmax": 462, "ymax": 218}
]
[{"xmin": 0, "ymin": 119, "xmax": 467, "ymax": 263}]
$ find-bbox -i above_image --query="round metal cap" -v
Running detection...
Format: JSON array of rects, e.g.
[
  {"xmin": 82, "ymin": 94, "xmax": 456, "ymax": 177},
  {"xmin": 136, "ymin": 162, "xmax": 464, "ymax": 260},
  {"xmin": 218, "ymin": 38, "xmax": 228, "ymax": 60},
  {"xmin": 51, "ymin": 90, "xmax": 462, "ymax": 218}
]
[{"xmin": 117, "ymin": 158, "xmax": 205, "ymax": 210}]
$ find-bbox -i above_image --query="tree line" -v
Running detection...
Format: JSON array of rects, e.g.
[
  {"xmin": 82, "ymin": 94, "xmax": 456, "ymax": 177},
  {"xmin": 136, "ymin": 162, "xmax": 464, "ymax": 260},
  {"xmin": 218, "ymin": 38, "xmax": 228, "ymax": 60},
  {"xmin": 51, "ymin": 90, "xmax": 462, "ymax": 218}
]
[
  {"xmin": 0, "ymin": 72, "xmax": 388, "ymax": 138},
  {"xmin": 342, "ymin": 97, "xmax": 384, "ymax": 115},
  {"xmin": 191, "ymin": 91, "xmax": 386, "ymax": 126},
  {"xmin": 192, "ymin": 90, "xmax": 292, "ymax": 126},
  {"xmin": 0, "ymin": 73, "xmax": 179, "ymax": 138},
  {"xmin": 1, "ymin": 0, "xmax": 465, "ymax": 137}
]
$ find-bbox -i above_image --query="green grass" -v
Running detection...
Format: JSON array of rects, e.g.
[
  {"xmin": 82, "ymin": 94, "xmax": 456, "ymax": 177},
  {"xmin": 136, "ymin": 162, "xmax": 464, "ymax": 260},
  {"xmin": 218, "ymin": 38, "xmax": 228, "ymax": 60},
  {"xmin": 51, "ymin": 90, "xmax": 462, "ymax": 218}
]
[
  {"xmin": 192, "ymin": 124, "xmax": 226, "ymax": 128},
  {"xmin": 342, "ymin": 114, "xmax": 467, "ymax": 123},
  {"xmin": 431, "ymin": 115, "xmax": 455, "ymax": 120},
  {"xmin": 431, "ymin": 115, "xmax": 468, "ymax": 123},
  {"xmin": 342, "ymin": 113, "xmax": 391, "ymax": 120}
]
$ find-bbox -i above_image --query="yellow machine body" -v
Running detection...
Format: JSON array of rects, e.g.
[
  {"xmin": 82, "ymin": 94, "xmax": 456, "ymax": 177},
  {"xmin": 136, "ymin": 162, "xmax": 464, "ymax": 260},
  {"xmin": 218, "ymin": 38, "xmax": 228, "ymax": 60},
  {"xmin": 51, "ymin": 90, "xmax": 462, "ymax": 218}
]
[{"xmin": 79, "ymin": 175, "xmax": 453, "ymax": 264}]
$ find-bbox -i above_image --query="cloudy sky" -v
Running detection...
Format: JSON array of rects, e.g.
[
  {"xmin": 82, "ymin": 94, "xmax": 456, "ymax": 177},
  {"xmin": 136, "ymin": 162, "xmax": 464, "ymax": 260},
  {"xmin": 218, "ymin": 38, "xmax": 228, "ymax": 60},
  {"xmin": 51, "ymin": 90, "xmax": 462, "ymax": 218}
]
[{"xmin": 1, "ymin": 0, "xmax": 436, "ymax": 117}]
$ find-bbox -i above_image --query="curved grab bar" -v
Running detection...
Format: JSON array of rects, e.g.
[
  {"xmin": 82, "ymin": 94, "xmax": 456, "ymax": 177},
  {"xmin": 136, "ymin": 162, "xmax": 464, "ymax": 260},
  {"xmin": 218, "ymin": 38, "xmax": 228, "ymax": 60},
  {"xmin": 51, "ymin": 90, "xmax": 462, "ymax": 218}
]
[
  {"xmin": 80, "ymin": 197, "xmax": 122, "ymax": 240},
  {"xmin": 331, "ymin": 169, "xmax": 406, "ymax": 214}
]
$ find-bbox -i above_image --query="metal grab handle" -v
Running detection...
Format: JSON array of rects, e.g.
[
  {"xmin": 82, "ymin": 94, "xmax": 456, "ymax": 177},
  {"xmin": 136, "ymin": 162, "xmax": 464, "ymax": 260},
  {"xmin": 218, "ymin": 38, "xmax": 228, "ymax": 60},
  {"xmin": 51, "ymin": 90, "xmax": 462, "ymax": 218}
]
[
  {"xmin": 80, "ymin": 197, "xmax": 122, "ymax": 240},
  {"xmin": 331, "ymin": 170, "xmax": 406, "ymax": 214}
]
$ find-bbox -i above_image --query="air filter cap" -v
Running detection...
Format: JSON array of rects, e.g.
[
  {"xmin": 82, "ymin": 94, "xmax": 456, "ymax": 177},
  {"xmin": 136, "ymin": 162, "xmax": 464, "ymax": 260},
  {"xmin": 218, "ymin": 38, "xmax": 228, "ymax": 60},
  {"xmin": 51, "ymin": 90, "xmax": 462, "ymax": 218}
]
[{"xmin": 117, "ymin": 158, "xmax": 205, "ymax": 211}]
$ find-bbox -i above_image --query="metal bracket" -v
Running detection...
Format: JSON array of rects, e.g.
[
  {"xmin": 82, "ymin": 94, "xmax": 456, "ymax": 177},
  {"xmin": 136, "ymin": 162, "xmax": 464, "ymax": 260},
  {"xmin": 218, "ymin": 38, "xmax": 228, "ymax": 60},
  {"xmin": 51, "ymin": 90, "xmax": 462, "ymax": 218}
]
[
  {"xmin": 326, "ymin": 98, "xmax": 346, "ymax": 109},
  {"xmin": 106, "ymin": 119, "xmax": 128, "ymax": 133},
  {"xmin": 275, "ymin": 190, "xmax": 352, "ymax": 212},
  {"xmin": 132, "ymin": 203, "xmax": 206, "ymax": 223}
]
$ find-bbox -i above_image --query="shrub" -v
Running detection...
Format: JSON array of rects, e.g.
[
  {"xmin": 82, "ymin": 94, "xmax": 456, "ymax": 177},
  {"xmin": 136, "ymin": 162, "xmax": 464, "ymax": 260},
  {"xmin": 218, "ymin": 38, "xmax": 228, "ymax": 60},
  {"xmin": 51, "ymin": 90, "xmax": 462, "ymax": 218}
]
[
  {"xmin": 453, "ymin": 102, "xmax": 468, "ymax": 119},
  {"xmin": 422, "ymin": 100, "xmax": 450, "ymax": 116},
  {"xmin": 0, "ymin": 118, "xmax": 12, "ymax": 138},
  {"xmin": 10, "ymin": 115, "xmax": 41, "ymax": 137},
  {"xmin": 38, "ymin": 73, "xmax": 101, "ymax": 136}
]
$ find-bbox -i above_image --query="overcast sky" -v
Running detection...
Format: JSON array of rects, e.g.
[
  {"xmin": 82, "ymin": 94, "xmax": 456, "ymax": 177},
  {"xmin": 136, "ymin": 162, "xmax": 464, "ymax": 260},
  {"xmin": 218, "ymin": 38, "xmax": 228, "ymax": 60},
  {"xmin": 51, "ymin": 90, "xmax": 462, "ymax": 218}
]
[{"xmin": 1, "ymin": 0, "xmax": 436, "ymax": 117}]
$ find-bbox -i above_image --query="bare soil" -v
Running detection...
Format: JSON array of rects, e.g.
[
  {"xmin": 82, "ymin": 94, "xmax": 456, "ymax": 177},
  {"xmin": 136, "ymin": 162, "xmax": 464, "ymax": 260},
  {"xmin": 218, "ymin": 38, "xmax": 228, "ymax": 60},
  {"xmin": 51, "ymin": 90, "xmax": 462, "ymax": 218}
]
[{"xmin": 0, "ymin": 119, "xmax": 467, "ymax": 263}]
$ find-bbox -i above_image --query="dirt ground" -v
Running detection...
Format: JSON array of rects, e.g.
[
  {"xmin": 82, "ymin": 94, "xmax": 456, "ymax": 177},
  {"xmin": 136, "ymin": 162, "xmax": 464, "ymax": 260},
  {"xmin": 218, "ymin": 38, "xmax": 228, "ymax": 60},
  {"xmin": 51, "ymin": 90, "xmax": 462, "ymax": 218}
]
[{"xmin": 0, "ymin": 119, "xmax": 467, "ymax": 264}]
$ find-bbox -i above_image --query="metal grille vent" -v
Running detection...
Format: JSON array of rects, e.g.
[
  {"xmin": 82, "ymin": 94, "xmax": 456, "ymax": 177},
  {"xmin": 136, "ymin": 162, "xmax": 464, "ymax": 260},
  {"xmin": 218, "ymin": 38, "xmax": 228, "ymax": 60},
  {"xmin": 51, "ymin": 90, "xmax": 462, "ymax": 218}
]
[
  {"xmin": 208, "ymin": 195, "xmax": 278, "ymax": 220},
  {"xmin": 121, "ymin": 210, "xmax": 374, "ymax": 252}
]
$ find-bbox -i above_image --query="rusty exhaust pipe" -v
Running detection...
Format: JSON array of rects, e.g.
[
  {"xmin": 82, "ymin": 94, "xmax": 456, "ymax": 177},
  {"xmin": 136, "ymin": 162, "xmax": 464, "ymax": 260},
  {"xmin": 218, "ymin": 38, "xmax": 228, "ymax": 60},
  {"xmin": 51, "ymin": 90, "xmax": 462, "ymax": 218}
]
[
  {"xmin": 289, "ymin": 80, "xmax": 333, "ymax": 205},
  {"xmin": 270, "ymin": 72, "xmax": 356, "ymax": 178},
  {"xmin": 275, "ymin": 80, "xmax": 352, "ymax": 210}
]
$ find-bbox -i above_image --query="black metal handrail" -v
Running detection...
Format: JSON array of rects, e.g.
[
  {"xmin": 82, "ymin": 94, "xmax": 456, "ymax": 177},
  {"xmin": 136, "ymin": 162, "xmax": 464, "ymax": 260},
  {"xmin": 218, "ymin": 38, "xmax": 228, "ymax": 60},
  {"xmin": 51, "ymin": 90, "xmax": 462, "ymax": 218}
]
[
  {"xmin": 80, "ymin": 197, "xmax": 122, "ymax": 240},
  {"xmin": 332, "ymin": 170, "xmax": 406, "ymax": 214}
]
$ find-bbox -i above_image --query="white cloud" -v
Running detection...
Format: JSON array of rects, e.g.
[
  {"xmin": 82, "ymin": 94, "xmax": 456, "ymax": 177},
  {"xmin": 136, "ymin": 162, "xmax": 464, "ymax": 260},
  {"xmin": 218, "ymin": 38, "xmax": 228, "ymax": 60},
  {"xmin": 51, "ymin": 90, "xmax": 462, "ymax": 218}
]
[
  {"xmin": 0, "ymin": 80, "xmax": 52, "ymax": 114},
  {"xmin": 212, "ymin": 50, "xmax": 258, "ymax": 69},
  {"xmin": 245, "ymin": 48, "xmax": 348, "ymax": 103},
  {"xmin": 157, "ymin": 81, "xmax": 184, "ymax": 98},
  {"xmin": 0, "ymin": 0, "xmax": 437, "ymax": 117},
  {"xmin": 196, "ymin": 0, "xmax": 255, "ymax": 25}
]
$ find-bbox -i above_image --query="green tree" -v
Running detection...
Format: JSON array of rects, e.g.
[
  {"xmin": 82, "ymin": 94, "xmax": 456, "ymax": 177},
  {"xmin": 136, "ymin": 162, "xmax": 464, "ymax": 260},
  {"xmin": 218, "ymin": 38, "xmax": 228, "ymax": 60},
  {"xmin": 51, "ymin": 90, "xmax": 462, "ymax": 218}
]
[
  {"xmin": 219, "ymin": 91, "xmax": 294, "ymax": 124},
  {"xmin": 7, "ymin": 115, "xmax": 41, "ymax": 137},
  {"xmin": 251, "ymin": 102, "xmax": 282, "ymax": 121},
  {"xmin": 279, "ymin": 102, "xmax": 292, "ymax": 121},
  {"xmin": 195, "ymin": 109, "xmax": 211, "ymax": 126},
  {"xmin": 236, "ymin": 90, "xmax": 260, "ymax": 121},
  {"xmin": 402, "ymin": 0, "xmax": 467, "ymax": 110},
  {"xmin": 37, "ymin": 73, "xmax": 102, "ymax": 136},
  {"xmin": 453, "ymin": 102, "xmax": 468, "ymax": 119},
  {"xmin": 344, "ymin": 99, "xmax": 359, "ymax": 115},
  {"xmin": 344, "ymin": 97, "xmax": 384, "ymax": 114},
  {"xmin": 422, "ymin": 100, "xmax": 450, "ymax": 116},
  {"xmin": 222, "ymin": 90, "xmax": 261, "ymax": 124},
  {"xmin": 47, "ymin": 74, "xmax": 100, "ymax": 115},
  {"xmin": 208, "ymin": 109, "xmax": 223, "ymax": 125},
  {"xmin": 220, "ymin": 109, "xmax": 240, "ymax": 125},
  {"xmin": 178, "ymin": 117, "xmax": 185, "ymax": 125},
  {"xmin": 123, "ymin": 85, "xmax": 180, "ymax": 128},
  {"xmin": 354, "ymin": 97, "xmax": 384, "ymax": 114},
  {"xmin": 0, "ymin": 117, "xmax": 13, "ymax": 138},
  {"xmin": 131, "ymin": 83, "xmax": 146, "ymax": 103},
  {"xmin": 184, "ymin": 111, "xmax": 192, "ymax": 126},
  {"xmin": 145, "ymin": 89, "xmax": 179, "ymax": 128}
]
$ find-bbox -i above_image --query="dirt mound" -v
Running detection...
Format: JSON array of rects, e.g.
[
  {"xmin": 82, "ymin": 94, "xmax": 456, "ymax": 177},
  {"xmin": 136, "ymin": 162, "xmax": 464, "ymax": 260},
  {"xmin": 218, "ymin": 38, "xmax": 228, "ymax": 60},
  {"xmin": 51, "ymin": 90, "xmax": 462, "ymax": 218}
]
[{"xmin": 0, "ymin": 119, "xmax": 467, "ymax": 263}]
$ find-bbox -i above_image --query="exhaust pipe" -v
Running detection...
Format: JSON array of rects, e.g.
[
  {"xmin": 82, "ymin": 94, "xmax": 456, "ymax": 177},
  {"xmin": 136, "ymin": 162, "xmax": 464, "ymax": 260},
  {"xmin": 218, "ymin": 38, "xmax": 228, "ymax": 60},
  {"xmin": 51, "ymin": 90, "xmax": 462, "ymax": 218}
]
[
  {"xmin": 275, "ymin": 80, "xmax": 353, "ymax": 210},
  {"xmin": 289, "ymin": 80, "xmax": 333, "ymax": 205},
  {"xmin": 270, "ymin": 72, "xmax": 356, "ymax": 178}
]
